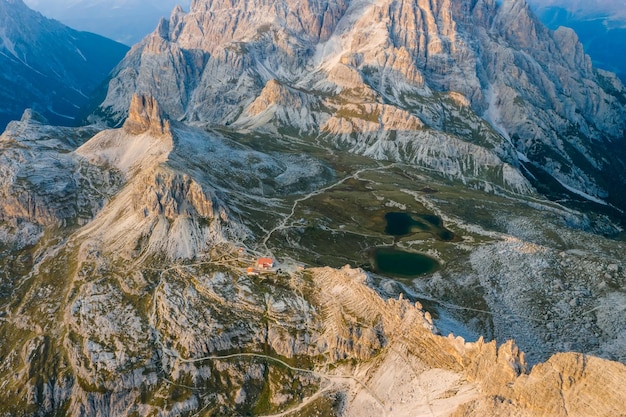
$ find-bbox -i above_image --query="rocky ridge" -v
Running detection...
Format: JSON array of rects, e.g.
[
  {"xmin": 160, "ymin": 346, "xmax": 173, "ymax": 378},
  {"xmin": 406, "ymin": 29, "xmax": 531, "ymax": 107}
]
[
  {"xmin": 0, "ymin": 110, "xmax": 118, "ymax": 248},
  {"xmin": 96, "ymin": 0, "xmax": 626, "ymax": 210}
]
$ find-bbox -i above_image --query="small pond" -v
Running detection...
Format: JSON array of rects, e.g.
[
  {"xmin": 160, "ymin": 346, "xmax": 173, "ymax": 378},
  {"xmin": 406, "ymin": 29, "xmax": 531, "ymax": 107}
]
[
  {"xmin": 384, "ymin": 212, "xmax": 454, "ymax": 241},
  {"xmin": 370, "ymin": 246, "xmax": 440, "ymax": 278}
]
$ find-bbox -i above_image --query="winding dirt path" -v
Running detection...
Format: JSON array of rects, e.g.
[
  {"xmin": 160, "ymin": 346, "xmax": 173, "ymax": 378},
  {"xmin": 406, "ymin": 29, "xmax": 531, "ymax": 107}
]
[{"xmin": 166, "ymin": 350, "xmax": 389, "ymax": 417}]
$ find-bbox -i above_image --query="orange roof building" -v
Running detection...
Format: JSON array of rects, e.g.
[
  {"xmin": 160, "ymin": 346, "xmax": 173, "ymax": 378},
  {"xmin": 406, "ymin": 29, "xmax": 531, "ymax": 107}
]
[{"xmin": 257, "ymin": 258, "xmax": 274, "ymax": 269}]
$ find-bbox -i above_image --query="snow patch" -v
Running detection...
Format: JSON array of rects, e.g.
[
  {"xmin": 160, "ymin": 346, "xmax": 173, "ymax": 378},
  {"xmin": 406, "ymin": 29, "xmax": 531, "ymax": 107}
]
[
  {"xmin": 46, "ymin": 107, "xmax": 75, "ymax": 120},
  {"xmin": 483, "ymin": 83, "xmax": 512, "ymax": 145},
  {"xmin": 517, "ymin": 151, "xmax": 530, "ymax": 163},
  {"xmin": 75, "ymin": 47, "xmax": 87, "ymax": 62},
  {"xmin": 0, "ymin": 28, "xmax": 18, "ymax": 60},
  {"xmin": 555, "ymin": 177, "xmax": 608, "ymax": 205}
]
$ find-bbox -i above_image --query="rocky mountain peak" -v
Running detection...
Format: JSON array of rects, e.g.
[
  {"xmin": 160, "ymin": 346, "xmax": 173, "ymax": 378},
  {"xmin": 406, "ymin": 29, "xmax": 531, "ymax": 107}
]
[
  {"xmin": 552, "ymin": 26, "xmax": 593, "ymax": 74},
  {"xmin": 247, "ymin": 79, "xmax": 297, "ymax": 113},
  {"xmin": 19, "ymin": 108, "xmax": 48, "ymax": 124},
  {"xmin": 174, "ymin": 0, "xmax": 350, "ymax": 52},
  {"xmin": 123, "ymin": 94, "xmax": 170, "ymax": 136},
  {"xmin": 0, "ymin": 0, "xmax": 28, "ymax": 11},
  {"xmin": 155, "ymin": 17, "xmax": 170, "ymax": 41},
  {"xmin": 94, "ymin": 0, "xmax": 626, "ymax": 208},
  {"xmin": 492, "ymin": 0, "xmax": 549, "ymax": 49}
]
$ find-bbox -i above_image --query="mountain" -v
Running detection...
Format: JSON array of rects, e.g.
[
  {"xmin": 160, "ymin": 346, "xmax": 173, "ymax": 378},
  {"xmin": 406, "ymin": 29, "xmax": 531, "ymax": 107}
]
[
  {"xmin": 2, "ymin": 0, "xmax": 626, "ymax": 415},
  {"xmin": 3, "ymin": 96, "xmax": 626, "ymax": 417},
  {"xmin": 0, "ymin": 0, "xmax": 129, "ymax": 130},
  {"xmin": 23, "ymin": 0, "xmax": 192, "ymax": 45},
  {"xmin": 95, "ymin": 0, "xmax": 626, "ymax": 217},
  {"xmin": 527, "ymin": 0, "xmax": 626, "ymax": 84}
]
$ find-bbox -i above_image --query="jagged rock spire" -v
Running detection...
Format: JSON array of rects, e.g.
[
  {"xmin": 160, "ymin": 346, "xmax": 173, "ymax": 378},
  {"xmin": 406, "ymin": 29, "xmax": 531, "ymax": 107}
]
[
  {"xmin": 123, "ymin": 94, "xmax": 170, "ymax": 135},
  {"xmin": 20, "ymin": 109, "xmax": 49, "ymax": 124}
]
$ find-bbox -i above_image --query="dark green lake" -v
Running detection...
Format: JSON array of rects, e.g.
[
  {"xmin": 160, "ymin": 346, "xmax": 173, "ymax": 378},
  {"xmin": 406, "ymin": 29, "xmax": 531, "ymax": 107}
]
[
  {"xmin": 371, "ymin": 247, "xmax": 439, "ymax": 278},
  {"xmin": 384, "ymin": 212, "xmax": 454, "ymax": 241},
  {"xmin": 384, "ymin": 212, "xmax": 419, "ymax": 235}
]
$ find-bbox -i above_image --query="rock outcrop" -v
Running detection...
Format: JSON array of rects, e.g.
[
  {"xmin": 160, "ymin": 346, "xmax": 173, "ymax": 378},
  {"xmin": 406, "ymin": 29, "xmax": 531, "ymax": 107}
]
[
  {"xmin": 0, "ymin": 111, "xmax": 118, "ymax": 248},
  {"xmin": 301, "ymin": 267, "xmax": 626, "ymax": 417},
  {"xmin": 123, "ymin": 94, "xmax": 171, "ymax": 136}
]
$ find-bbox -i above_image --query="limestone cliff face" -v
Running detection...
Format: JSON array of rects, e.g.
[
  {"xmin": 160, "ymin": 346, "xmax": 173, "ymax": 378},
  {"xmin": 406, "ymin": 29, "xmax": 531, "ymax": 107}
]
[
  {"xmin": 0, "ymin": 111, "xmax": 119, "ymax": 248},
  {"xmin": 95, "ymin": 0, "xmax": 626, "ymax": 208},
  {"xmin": 311, "ymin": 268, "xmax": 626, "ymax": 417},
  {"xmin": 456, "ymin": 345, "xmax": 626, "ymax": 417},
  {"xmin": 123, "ymin": 95, "xmax": 171, "ymax": 136},
  {"xmin": 184, "ymin": 0, "xmax": 349, "ymax": 52}
]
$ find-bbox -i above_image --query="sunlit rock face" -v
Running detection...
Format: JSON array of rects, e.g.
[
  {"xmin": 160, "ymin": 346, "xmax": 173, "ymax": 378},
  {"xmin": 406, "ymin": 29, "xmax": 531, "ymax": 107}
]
[{"xmin": 123, "ymin": 94, "xmax": 171, "ymax": 136}]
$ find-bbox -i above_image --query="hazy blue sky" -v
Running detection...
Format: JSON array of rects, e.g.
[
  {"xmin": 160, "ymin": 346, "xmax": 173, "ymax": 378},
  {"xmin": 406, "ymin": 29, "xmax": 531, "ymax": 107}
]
[{"xmin": 526, "ymin": 0, "xmax": 626, "ymax": 24}]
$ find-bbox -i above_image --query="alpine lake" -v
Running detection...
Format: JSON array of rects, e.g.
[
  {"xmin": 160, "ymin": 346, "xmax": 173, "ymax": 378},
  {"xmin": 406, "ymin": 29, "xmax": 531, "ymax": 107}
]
[
  {"xmin": 369, "ymin": 212, "xmax": 454, "ymax": 278},
  {"xmin": 257, "ymin": 159, "xmax": 461, "ymax": 281}
]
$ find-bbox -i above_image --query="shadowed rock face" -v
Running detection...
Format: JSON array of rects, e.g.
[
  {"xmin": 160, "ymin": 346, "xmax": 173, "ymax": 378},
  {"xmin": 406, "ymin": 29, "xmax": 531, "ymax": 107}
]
[
  {"xmin": 526, "ymin": 0, "xmax": 626, "ymax": 84},
  {"xmin": 123, "ymin": 94, "xmax": 170, "ymax": 136},
  {"xmin": 0, "ymin": 0, "xmax": 129, "ymax": 130}
]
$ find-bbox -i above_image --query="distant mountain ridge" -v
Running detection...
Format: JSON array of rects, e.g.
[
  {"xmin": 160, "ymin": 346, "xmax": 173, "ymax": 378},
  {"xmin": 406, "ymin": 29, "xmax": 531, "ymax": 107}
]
[
  {"xmin": 23, "ymin": 0, "xmax": 192, "ymax": 45},
  {"xmin": 527, "ymin": 0, "xmax": 626, "ymax": 83},
  {"xmin": 526, "ymin": 0, "xmax": 626, "ymax": 23},
  {"xmin": 0, "ymin": 0, "xmax": 129, "ymax": 129}
]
